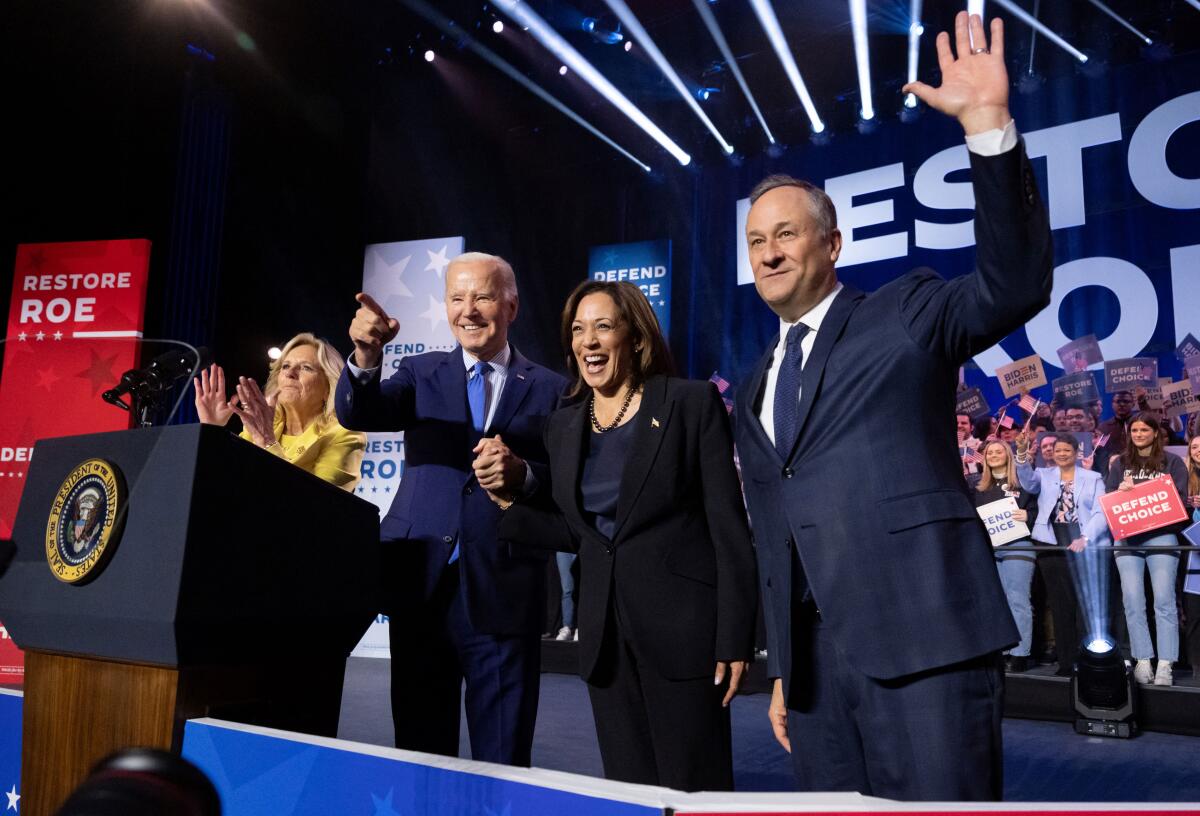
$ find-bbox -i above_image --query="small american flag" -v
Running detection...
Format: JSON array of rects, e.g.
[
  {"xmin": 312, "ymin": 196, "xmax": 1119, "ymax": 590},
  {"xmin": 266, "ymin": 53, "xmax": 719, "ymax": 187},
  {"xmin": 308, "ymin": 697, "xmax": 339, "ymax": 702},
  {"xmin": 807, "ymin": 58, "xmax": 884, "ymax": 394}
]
[
  {"xmin": 1096, "ymin": 433, "xmax": 1111, "ymax": 448},
  {"xmin": 962, "ymin": 447, "xmax": 985, "ymax": 465},
  {"xmin": 1018, "ymin": 394, "xmax": 1040, "ymax": 415},
  {"xmin": 998, "ymin": 414, "xmax": 1014, "ymax": 428},
  {"xmin": 710, "ymin": 372, "xmax": 734, "ymax": 414}
]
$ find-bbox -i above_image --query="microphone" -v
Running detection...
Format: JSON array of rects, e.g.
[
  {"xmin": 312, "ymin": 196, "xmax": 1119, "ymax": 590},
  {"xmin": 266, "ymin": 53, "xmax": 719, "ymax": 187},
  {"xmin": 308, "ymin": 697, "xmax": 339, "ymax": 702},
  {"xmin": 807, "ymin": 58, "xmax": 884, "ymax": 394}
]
[{"xmin": 103, "ymin": 346, "xmax": 210, "ymax": 411}]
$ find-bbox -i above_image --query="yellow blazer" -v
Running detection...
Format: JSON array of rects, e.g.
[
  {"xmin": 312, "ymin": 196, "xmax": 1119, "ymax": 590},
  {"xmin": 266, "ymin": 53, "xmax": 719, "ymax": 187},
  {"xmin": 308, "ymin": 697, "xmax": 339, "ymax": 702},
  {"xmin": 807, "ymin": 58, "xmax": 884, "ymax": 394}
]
[{"xmin": 240, "ymin": 415, "xmax": 365, "ymax": 492}]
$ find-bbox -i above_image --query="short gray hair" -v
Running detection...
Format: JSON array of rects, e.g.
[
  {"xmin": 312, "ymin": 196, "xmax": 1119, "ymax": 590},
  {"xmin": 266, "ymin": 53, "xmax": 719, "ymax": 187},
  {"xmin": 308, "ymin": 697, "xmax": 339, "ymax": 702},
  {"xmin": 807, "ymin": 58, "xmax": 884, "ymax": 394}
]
[
  {"xmin": 748, "ymin": 175, "xmax": 837, "ymax": 240},
  {"xmin": 447, "ymin": 251, "xmax": 518, "ymax": 303}
]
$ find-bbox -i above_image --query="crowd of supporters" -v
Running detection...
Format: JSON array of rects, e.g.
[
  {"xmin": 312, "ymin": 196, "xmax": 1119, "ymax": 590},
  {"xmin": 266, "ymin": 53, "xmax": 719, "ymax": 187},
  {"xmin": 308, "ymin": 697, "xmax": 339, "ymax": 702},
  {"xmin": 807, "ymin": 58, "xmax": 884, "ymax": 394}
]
[{"xmin": 958, "ymin": 387, "xmax": 1200, "ymax": 686}]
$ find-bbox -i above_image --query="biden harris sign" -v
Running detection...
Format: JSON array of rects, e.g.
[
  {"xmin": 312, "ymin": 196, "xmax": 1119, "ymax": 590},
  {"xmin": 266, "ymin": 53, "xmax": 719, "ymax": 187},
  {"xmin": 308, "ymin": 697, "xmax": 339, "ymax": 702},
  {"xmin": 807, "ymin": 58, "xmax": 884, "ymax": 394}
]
[{"xmin": 588, "ymin": 240, "xmax": 672, "ymax": 336}]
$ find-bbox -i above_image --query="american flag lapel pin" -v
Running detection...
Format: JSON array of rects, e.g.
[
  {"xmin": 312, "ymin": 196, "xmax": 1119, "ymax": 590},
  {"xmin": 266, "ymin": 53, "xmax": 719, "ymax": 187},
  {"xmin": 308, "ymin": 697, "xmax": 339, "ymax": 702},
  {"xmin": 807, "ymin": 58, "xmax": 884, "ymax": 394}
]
[
  {"xmin": 651, "ymin": 417, "xmax": 660, "ymax": 428},
  {"xmin": 517, "ymin": 373, "xmax": 526, "ymax": 380}
]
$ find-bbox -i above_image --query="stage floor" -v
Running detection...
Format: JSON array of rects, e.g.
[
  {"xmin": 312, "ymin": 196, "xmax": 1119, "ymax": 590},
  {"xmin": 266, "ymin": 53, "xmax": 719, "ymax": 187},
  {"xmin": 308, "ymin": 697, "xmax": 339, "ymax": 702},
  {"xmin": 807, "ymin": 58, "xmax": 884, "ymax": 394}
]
[{"xmin": 337, "ymin": 658, "xmax": 1200, "ymax": 802}]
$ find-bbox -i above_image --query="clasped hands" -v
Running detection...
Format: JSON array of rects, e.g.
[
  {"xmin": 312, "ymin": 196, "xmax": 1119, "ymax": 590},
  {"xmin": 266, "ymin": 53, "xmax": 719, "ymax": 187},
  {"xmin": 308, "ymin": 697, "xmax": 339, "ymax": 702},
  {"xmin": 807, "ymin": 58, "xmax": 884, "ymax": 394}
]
[
  {"xmin": 473, "ymin": 435, "xmax": 526, "ymax": 504},
  {"xmin": 193, "ymin": 363, "xmax": 277, "ymax": 449}
]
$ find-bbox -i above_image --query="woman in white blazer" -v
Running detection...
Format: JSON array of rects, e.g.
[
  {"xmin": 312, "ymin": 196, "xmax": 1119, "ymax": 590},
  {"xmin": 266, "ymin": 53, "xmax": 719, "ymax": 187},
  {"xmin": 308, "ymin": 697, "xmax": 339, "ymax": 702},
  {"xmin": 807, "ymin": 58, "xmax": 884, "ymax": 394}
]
[{"xmin": 1015, "ymin": 432, "xmax": 1111, "ymax": 674}]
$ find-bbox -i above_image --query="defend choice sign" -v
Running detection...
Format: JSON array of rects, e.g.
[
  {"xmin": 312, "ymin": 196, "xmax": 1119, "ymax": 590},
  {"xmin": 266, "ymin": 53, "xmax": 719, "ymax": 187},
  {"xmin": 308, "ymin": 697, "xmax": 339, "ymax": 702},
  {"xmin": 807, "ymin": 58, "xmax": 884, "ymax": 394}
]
[
  {"xmin": 955, "ymin": 387, "xmax": 990, "ymax": 420},
  {"xmin": 996, "ymin": 354, "xmax": 1047, "ymax": 398},
  {"xmin": 1099, "ymin": 475, "xmax": 1188, "ymax": 541},
  {"xmin": 588, "ymin": 239, "xmax": 672, "ymax": 335},
  {"xmin": 1104, "ymin": 357, "xmax": 1158, "ymax": 392},
  {"xmin": 976, "ymin": 497, "xmax": 1030, "ymax": 547}
]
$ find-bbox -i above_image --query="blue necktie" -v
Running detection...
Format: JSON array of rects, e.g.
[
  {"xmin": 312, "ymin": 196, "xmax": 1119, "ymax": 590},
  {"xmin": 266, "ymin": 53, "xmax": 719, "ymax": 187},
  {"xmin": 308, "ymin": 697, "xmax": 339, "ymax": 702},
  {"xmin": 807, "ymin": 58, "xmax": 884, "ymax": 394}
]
[
  {"xmin": 773, "ymin": 322, "xmax": 810, "ymax": 460},
  {"xmin": 468, "ymin": 360, "xmax": 491, "ymax": 434},
  {"xmin": 450, "ymin": 361, "xmax": 492, "ymax": 565}
]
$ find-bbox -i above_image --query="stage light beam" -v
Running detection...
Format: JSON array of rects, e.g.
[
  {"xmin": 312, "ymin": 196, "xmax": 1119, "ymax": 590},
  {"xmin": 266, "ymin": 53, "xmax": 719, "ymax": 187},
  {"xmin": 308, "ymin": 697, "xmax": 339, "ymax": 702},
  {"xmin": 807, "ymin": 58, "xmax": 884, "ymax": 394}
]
[
  {"xmin": 747, "ymin": 0, "xmax": 825, "ymax": 133},
  {"xmin": 493, "ymin": 0, "xmax": 691, "ymax": 165},
  {"xmin": 989, "ymin": 0, "xmax": 1089, "ymax": 62},
  {"xmin": 904, "ymin": 1, "xmax": 923, "ymax": 109},
  {"xmin": 602, "ymin": 0, "xmax": 734, "ymax": 154},
  {"xmin": 399, "ymin": 0, "xmax": 652, "ymax": 173},
  {"xmin": 1084, "ymin": 0, "xmax": 1152, "ymax": 45},
  {"xmin": 690, "ymin": 0, "xmax": 775, "ymax": 144},
  {"xmin": 849, "ymin": 0, "xmax": 874, "ymax": 120}
]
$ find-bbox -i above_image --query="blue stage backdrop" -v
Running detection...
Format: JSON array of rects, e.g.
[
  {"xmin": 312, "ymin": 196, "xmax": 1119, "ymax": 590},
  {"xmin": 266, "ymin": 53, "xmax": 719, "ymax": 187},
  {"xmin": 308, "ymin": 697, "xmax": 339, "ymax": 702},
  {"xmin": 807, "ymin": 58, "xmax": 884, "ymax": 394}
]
[
  {"xmin": 588, "ymin": 240, "xmax": 672, "ymax": 336},
  {"xmin": 686, "ymin": 51, "xmax": 1199, "ymax": 418}
]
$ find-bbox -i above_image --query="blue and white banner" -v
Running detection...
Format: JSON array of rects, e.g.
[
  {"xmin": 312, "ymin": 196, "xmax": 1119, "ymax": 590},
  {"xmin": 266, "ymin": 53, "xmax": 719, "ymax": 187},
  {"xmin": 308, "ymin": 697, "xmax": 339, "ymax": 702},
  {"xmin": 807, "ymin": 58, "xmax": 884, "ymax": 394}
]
[
  {"xmin": 588, "ymin": 241, "xmax": 672, "ymax": 336},
  {"xmin": 351, "ymin": 236, "xmax": 463, "ymax": 659},
  {"xmin": 182, "ymin": 718, "xmax": 665, "ymax": 816},
  {"xmin": 0, "ymin": 689, "xmax": 21, "ymax": 815}
]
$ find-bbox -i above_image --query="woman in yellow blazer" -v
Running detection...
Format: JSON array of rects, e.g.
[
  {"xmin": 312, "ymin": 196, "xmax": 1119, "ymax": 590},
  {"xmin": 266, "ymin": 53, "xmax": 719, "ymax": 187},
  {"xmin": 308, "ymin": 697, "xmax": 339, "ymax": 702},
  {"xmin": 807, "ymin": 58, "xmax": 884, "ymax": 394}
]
[{"xmin": 193, "ymin": 332, "xmax": 365, "ymax": 491}]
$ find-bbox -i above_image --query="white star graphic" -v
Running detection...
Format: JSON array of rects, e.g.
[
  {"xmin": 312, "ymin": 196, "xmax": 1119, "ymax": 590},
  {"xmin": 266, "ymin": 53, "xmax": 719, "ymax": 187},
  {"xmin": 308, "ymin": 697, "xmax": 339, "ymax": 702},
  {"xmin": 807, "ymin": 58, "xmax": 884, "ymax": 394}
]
[
  {"xmin": 5, "ymin": 784, "xmax": 19, "ymax": 812},
  {"xmin": 425, "ymin": 244, "xmax": 450, "ymax": 278},
  {"xmin": 16, "ymin": 332, "xmax": 26, "ymax": 342},
  {"xmin": 53, "ymin": 331, "xmax": 63, "ymax": 340},
  {"xmin": 419, "ymin": 294, "xmax": 447, "ymax": 330},
  {"xmin": 364, "ymin": 250, "xmax": 413, "ymax": 299},
  {"xmin": 35, "ymin": 331, "xmax": 45, "ymax": 341}
]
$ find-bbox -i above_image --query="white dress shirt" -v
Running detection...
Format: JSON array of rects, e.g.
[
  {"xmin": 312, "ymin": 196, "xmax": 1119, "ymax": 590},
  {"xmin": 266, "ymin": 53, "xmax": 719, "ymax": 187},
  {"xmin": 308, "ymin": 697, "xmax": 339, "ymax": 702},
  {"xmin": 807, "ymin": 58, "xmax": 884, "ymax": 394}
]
[{"xmin": 756, "ymin": 282, "xmax": 843, "ymax": 447}]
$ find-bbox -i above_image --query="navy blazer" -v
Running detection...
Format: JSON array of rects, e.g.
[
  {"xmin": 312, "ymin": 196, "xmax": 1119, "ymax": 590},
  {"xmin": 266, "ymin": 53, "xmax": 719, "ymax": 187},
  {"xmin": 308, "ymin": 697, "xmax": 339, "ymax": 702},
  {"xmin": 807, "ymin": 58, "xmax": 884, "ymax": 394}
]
[
  {"xmin": 735, "ymin": 143, "xmax": 1052, "ymax": 686},
  {"xmin": 335, "ymin": 346, "xmax": 566, "ymax": 635}
]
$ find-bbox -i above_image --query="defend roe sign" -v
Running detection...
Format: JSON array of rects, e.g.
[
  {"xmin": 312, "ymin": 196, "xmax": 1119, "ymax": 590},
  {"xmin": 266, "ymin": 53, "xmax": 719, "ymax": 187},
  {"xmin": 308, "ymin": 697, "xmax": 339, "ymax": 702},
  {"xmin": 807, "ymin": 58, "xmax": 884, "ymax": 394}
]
[{"xmin": 1099, "ymin": 475, "xmax": 1188, "ymax": 540}]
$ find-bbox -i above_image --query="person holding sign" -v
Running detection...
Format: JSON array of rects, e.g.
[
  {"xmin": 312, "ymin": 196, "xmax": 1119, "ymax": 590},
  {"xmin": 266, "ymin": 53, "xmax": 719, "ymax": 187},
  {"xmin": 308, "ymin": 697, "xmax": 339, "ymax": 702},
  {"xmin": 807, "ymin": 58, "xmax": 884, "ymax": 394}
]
[
  {"xmin": 971, "ymin": 440, "xmax": 1038, "ymax": 672},
  {"xmin": 734, "ymin": 12, "xmax": 1049, "ymax": 800},
  {"xmin": 1104, "ymin": 414, "xmax": 1188, "ymax": 686},
  {"xmin": 1016, "ymin": 433, "xmax": 1110, "ymax": 675},
  {"xmin": 193, "ymin": 333, "xmax": 365, "ymax": 491}
]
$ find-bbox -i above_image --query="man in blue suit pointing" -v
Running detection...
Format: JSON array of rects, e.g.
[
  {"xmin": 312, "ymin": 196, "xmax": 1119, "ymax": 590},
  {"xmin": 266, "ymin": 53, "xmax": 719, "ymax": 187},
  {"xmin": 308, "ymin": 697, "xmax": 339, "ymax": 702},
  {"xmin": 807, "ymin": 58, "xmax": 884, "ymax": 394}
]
[
  {"xmin": 336, "ymin": 252, "xmax": 565, "ymax": 765},
  {"xmin": 735, "ymin": 14, "xmax": 1052, "ymax": 800}
]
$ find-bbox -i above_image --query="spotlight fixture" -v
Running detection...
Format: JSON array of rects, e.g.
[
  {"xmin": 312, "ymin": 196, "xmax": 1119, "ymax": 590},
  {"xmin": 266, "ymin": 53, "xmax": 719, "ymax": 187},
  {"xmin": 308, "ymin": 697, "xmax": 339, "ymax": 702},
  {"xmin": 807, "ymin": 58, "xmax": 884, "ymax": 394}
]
[
  {"xmin": 559, "ymin": 65, "xmax": 568, "ymax": 75},
  {"xmin": 623, "ymin": 40, "xmax": 632, "ymax": 51},
  {"xmin": 855, "ymin": 114, "xmax": 880, "ymax": 135},
  {"xmin": 1072, "ymin": 637, "xmax": 1137, "ymax": 739},
  {"xmin": 492, "ymin": 19, "xmax": 504, "ymax": 33},
  {"xmin": 424, "ymin": 49, "xmax": 435, "ymax": 62},
  {"xmin": 695, "ymin": 87, "xmax": 719, "ymax": 101},
  {"xmin": 581, "ymin": 17, "xmax": 624, "ymax": 45},
  {"xmin": 267, "ymin": 347, "xmax": 282, "ymax": 361}
]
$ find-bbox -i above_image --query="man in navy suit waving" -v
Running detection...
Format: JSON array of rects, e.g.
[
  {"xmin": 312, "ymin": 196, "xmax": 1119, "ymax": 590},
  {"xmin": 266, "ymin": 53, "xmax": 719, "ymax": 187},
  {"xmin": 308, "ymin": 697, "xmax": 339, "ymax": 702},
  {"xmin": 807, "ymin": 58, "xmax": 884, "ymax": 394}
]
[
  {"xmin": 735, "ymin": 14, "xmax": 1051, "ymax": 800},
  {"xmin": 336, "ymin": 252, "xmax": 565, "ymax": 766}
]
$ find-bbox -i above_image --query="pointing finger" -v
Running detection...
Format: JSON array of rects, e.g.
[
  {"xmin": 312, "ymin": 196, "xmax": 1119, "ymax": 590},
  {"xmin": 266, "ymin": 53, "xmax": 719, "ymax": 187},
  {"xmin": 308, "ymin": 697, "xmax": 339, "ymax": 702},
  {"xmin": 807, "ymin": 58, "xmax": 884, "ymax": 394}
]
[{"xmin": 355, "ymin": 292, "xmax": 390, "ymax": 320}]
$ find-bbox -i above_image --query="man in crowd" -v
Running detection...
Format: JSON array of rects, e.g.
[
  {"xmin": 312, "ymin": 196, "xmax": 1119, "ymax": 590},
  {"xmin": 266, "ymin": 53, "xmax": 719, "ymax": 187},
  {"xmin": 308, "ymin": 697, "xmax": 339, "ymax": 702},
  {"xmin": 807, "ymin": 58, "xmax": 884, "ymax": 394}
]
[
  {"xmin": 1099, "ymin": 390, "xmax": 1135, "ymax": 452},
  {"xmin": 336, "ymin": 252, "xmax": 565, "ymax": 766},
  {"xmin": 1065, "ymin": 406, "xmax": 1090, "ymax": 433},
  {"xmin": 735, "ymin": 13, "xmax": 1051, "ymax": 800}
]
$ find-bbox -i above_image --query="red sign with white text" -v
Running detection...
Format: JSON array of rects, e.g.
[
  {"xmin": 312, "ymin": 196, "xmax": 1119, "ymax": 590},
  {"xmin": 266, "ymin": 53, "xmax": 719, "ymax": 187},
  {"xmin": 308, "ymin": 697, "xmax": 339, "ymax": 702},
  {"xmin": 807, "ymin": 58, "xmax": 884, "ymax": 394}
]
[
  {"xmin": 0, "ymin": 239, "xmax": 150, "ymax": 685},
  {"xmin": 1099, "ymin": 475, "xmax": 1188, "ymax": 541}
]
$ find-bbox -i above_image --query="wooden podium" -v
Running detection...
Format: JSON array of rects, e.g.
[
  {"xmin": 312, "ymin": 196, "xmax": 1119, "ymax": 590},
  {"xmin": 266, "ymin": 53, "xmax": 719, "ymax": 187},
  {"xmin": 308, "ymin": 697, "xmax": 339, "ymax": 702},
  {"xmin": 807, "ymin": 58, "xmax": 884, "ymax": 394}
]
[{"xmin": 0, "ymin": 424, "xmax": 380, "ymax": 816}]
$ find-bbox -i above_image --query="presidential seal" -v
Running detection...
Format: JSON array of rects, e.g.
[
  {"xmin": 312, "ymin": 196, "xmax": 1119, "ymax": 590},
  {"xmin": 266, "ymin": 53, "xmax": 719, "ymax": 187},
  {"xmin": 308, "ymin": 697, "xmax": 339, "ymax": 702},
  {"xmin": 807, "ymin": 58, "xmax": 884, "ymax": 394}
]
[{"xmin": 45, "ymin": 458, "xmax": 126, "ymax": 584}]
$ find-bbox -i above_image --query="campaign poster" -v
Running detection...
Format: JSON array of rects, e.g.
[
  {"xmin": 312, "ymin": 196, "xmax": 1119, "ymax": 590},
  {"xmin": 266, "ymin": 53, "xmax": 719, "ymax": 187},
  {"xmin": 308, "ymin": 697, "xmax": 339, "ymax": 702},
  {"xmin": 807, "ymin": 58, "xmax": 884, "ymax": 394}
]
[
  {"xmin": 1162, "ymin": 379, "xmax": 1200, "ymax": 418},
  {"xmin": 955, "ymin": 387, "xmax": 990, "ymax": 420},
  {"xmin": 0, "ymin": 239, "xmax": 151, "ymax": 686},
  {"xmin": 587, "ymin": 240, "xmax": 672, "ymax": 336},
  {"xmin": 1052, "ymin": 371, "xmax": 1100, "ymax": 407},
  {"xmin": 996, "ymin": 354, "xmax": 1047, "ymax": 398},
  {"xmin": 1056, "ymin": 335, "xmax": 1103, "ymax": 373},
  {"xmin": 1100, "ymin": 475, "xmax": 1188, "ymax": 541},
  {"xmin": 1184, "ymin": 357, "xmax": 1200, "ymax": 394},
  {"xmin": 976, "ymin": 497, "xmax": 1030, "ymax": 547},
  {"xmin": 1103, "ymin": 358, "xmax": 1158, "ymax": 393},
  {"xmin": 1176, "ymin": 334, "xmax": 1200, "ymax": 364}
]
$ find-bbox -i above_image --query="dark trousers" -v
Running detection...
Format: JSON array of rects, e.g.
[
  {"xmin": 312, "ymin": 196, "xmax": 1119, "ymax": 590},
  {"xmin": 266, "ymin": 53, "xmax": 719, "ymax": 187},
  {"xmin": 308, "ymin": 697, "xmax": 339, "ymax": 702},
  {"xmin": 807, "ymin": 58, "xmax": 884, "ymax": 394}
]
[
  {"xmin": 785, "ymin": 607, "xmax": 1005, "ymax": 801},
  {"xmin": 388, "ymin": 563, "xmax": 540, "ymax": 766},
  {"xmin": 1038, "ymin": 548, "xmax": 1083, "ymax": 669},
  {"xmin": 586, "ymin": 597, "xmax": 734, "ymax": 792}
]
